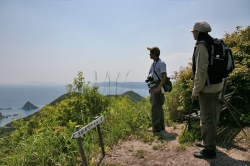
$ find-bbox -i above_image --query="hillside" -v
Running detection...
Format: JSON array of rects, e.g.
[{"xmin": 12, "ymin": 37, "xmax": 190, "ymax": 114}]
[
  {"xmin": 106, "ymin": 90, "xmax": 145, "ymax": 102},
  {"xmin": 50, "ymin": 90, "xmax": 145, "ymax": 105},
  {"xmin": 0, "ymin": 90, "xmax": 144, "ymax": 137},
  {"xmin": 49, "ymin": 93, "xmax": 70, "ymax": 106},
  {"xmin": 122, "ymin": 90, "xmax": 145, "ymax": 101}
]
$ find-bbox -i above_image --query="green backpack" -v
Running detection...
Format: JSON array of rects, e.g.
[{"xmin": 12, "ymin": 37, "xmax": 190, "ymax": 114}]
[{"xmin": 154, "ymin": 70, "xmax": 172, "ymax": 93}]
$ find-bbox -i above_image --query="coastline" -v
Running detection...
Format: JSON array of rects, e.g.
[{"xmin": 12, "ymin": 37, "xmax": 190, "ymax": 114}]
[{"xmin": 0, "ymin": 84, "xmax": 148, "ymax": 128}]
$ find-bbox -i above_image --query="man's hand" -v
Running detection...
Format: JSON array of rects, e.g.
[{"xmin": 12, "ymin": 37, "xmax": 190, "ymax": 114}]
[
  {"xmin": 154, "ymin": 87, "xmax": 161, "ymax": 94},
  {"xmin": 154, "ymin": 73, "xmax": 167, "ymax": 94},
  {"xmin": 191, "ymin": 93, "xmax": 199, "ymax": 100}
]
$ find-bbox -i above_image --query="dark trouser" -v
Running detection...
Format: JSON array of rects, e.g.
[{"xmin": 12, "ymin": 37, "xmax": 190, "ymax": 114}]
[
  {"xmin": 150, "ymin": 86, "xmax": 165, "ymax": 131},
  {"xmin": 199, "ymin": 92, "xmax": 220, "ymax": 150}
]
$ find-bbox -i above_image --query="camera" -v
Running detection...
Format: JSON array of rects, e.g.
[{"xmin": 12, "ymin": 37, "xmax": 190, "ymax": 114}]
[{"xmin": 145, "ymin": 76, "xmax": 154, "ymax": 83}]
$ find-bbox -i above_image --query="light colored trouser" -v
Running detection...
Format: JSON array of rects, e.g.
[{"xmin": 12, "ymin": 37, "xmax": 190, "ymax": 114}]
[
  {"xmin": 199, "ymin": 91, "xmax": 220, "ymax": 150},
  {"xmin": 150, "ymin": 86, "xmax": 165, "ymax": 131}
]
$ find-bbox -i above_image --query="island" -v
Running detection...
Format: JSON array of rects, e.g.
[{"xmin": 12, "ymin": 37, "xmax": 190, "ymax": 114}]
[
  {"xmin": 20, "ymin": 101, "xmax": 39, "ymax": 110},
  {"xmin": 0, "ymin": 112, "xmax": 4, "ymax": 120}
]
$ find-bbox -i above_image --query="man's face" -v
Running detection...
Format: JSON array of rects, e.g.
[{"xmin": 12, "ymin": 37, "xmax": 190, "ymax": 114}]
[
  {"xmin": 149, "ymin": 51, "xmax": 155, "ymax": 59},
  {"xmin": 192, "ymin": 30, "xmax": 199, "ymax": 40}
]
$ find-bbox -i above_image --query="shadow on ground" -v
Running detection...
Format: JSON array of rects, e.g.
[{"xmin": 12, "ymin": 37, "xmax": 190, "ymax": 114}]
[
  {"xmin": 217, "ymin": 125, "xmax": 249, "ymax": 152},
  {"xmin": 154, "ymin": 130, "xmax": 179, "ymax": 141},
  {"xmin": 205, "ymin": 149, "xmax": 250, "ymax": 166}
]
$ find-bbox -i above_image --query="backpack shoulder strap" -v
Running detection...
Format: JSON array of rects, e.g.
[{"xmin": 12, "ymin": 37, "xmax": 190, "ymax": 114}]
[
  {"xmin": 197, "ymin": 40, "xmax": 214, "ymax": 61},
  {"xmin": 197, "ymin": 40, "xmax": 211, "ymax": 53}
]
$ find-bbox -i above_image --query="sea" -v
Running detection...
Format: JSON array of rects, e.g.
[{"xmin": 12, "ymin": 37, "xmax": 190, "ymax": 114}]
[{"xmin": 0, "ymin": 84, "xmax": 149, "ymax": 127}]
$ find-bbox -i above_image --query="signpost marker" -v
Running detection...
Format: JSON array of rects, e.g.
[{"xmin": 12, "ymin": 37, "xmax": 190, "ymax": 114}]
[
  {"xmin": 75, "ymin": 125, "xmax": 88, "ymax": 166},
  {"xmin": 72, "ymin": 116, "xmax": 105, "ymax": 166}
]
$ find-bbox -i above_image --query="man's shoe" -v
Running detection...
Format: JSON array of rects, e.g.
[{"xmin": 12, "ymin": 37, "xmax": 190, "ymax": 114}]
[
  {"xmin": 193, "ymin": 150, "xmax": 204, "ymax": 159},
  {"xmin": 193, "ymin": 149, "xmax": 216, "ymax": 159}
]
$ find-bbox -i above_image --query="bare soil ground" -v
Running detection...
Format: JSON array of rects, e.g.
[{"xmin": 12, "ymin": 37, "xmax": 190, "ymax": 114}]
[{"xmin": 100, "ymin": 124, "xmax": 250, "ymax": 166}]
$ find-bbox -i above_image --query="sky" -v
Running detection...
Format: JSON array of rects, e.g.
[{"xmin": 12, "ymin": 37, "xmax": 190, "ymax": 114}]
[{"xmin": 0, "ymin": 0, "xmax": 249, "ymax": 85}]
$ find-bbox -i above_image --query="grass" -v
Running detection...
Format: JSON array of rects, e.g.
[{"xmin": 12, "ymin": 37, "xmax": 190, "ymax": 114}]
[
  {"xmin": 137, "ymin": 131, "xmax": 157, "ymax": 143},
  {"xmin": 0, "ymin": 91, "xmax": 157, "ymax": 166},
  {"xmin": 152, "ymin": 144, "xmax": 162, "ymax": 150},
  {"xmin": 165, "ymin": 119, "xmax": 178, "ymax": 129},
  {"xmin": 178, "ymin": 121, "xmax": 201, "ymax": 144},
  {"xmin": 121, "ymin": 70, "xmax": 131, "ymax": 94},
  {"xmin": 2, "ymin": 71, "xmax": 249, "ymax": 165},
  {"xmin": 176, "ymin": 144, "xmax": 186, "ymax": 151},
  {"xmin": 135, "ymin": 149, "xmax": 146, "ymax": 158}
]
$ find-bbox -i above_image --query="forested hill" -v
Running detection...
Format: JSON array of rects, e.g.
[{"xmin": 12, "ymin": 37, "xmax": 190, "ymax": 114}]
[
  {"xmin": 0, "ymin": 90, "xmax": 145, "ymax": 137},
  {"xmin": 106, "ymin": 90, "xmax": 145, "ymax": 102}
]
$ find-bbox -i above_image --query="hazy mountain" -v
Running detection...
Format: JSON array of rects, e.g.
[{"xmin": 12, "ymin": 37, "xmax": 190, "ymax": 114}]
[
  {"xmin": 21, "ymin": 81, "xmax": 65, "ymax": 85},
  {"xmin": 92, "ymin": 82, "xmax": 148, "ymax": 90}
]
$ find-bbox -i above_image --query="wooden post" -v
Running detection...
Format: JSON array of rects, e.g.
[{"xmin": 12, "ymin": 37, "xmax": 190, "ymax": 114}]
[
  {"xmin": 72, "ymin": 116, "xmax": 105, "ymax": 165},
  {"xmin": 76, "ymin": 125, "xmax": 88, "ymax": 166},
  {"xmin": 95, "ymin": 117, "xmax": 105, "ymax": 157}
]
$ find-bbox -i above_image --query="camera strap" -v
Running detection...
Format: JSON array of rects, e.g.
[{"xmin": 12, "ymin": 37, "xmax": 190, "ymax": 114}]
[
  {"xmin": 148, "ymin": 58, "xmax": 160, "ymax": 77},
  {"xmin": 154, "ymin": 70, "xmax": 161, "ymax": 81},
  {"xmin": 153, "ymin": 59, "xmax": 162, "ymax": 81}
]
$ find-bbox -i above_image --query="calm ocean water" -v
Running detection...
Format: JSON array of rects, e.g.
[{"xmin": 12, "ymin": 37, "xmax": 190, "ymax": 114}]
[
  {"xmin": 0, "ymin": 84, "xmax": 68, "ymax": 127},
  {"xmin": 0, "ymin": 84, "xmax": 148, "ymax": 127}
]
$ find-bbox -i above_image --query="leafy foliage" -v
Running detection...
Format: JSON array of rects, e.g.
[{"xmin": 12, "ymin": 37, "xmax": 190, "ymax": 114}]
[
  {"xmin": 164, "ymin": 64, "xmax": 198, "ymax": 122},
  {"xmin": 178, "ymin": 121, "xmax": 201, "ymax": 143},
  {"xmin": 223, "ymin": 26, "xmax": 250, "ymax": 97},
  {"xmin": 165, "ymin": 25, "xmax": 250, "ymax": 126},
  {"xmin": 220, "ymin": 26, "xmax": 250, "ymax": 125},
  {"xmin": 0, "ymin": 71, "xmax": 152, "ymax": 165}
]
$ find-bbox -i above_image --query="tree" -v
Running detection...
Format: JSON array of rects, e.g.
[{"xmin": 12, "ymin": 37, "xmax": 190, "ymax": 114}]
[
  {"xmin": 221, "ymin": 26, "xmax": 250, "ymax": 125},
  {"xmin": 166, "ymin": 25, "xmax": 250, "ymax": 125},
  {"xmin": 223, "ymin": 26, "xmax": 250, "ymax": 99},
  {"xmin": 65, "ymin": 71, "xmax": 109, "ymax": 124}
]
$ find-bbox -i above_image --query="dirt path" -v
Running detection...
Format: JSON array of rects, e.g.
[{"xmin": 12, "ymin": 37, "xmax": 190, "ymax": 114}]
[{"xmin": 100, "ymin": 124, "xmax": 250, "ymax": 166}]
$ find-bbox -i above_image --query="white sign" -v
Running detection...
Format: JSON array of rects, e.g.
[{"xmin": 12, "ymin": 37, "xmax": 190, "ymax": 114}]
[{"xmin": 71, "ymin": 116, "xmax": 105, "ymax": 139}]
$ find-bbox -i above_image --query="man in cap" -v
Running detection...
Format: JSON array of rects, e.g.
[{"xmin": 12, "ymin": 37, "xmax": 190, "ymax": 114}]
[
  {"xmin": 146, "ymin": 46, "xmax": 167, "ymax": 132},
  {"xmin": 191, "ymin": 20, "xmax": 223, "ymax": 159}
]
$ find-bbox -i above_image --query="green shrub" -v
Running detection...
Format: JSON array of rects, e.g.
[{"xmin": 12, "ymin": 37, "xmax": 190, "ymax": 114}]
[
  {"xmin": 164, "ymin": 64, "xmax": 198, "ymax": 123},
  {"xmin": 221, "ymin": 26, "xmax": 250, "ymax": 126},
  {"xmin": 165, "ymin": 25, "xmax": 250, "ymax": 127},
  {"xmin": 0, "ymin": 71, "xmax": 152, "ymax": 166}
]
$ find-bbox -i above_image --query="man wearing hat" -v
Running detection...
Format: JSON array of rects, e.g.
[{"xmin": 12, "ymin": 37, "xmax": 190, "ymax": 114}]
[
  {"xmin": 191, "ymin": 21, "xmax": 223, "ymax": 159},
  {"xmin": 146, "ymin": 46, "xmax": 167, "ymax": 132}
]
